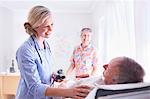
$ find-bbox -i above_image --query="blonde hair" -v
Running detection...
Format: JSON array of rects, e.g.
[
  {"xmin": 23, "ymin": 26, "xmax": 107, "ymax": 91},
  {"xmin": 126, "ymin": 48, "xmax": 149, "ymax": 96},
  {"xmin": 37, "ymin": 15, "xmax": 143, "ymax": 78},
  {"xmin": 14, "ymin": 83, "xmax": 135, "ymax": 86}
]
[{"xmin": 24, "ymin": 5, "xmax": 51, "ymax": 35}]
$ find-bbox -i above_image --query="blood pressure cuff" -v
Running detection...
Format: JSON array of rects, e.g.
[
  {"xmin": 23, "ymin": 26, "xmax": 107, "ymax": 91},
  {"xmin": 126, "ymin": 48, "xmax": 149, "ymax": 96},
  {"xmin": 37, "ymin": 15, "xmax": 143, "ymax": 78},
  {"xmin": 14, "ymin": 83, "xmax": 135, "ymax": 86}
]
[{"xmin": 95, "ymin": 85, "xmax": 150, "ymax": 99}]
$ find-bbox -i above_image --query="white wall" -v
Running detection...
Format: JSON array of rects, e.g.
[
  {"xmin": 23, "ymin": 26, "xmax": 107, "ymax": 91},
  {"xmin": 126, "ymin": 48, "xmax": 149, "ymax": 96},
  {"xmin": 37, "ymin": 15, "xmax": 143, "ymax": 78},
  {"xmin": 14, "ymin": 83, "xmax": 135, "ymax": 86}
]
[{"xmin": 0, "ymin": 7, "xmax": 14, "ymax": 72}]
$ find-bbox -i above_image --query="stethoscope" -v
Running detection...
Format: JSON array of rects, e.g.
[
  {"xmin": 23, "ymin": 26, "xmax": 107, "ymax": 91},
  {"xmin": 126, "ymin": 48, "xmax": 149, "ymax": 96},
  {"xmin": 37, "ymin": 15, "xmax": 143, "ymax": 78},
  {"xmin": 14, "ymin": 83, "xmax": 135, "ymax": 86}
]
[
  {"xmin": 31, "ymin": 35, "xmax": 51, "ymax": 64},
  {"xmin": 31, "ymin": 35, "xmax": 55, "ymax": 86}
]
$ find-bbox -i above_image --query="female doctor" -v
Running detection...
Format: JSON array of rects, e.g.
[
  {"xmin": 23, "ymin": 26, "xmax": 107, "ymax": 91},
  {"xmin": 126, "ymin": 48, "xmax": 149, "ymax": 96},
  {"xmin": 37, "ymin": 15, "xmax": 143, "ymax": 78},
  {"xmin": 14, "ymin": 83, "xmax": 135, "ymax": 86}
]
[{"xmin": 16, "ymin": 5, "xmax": 91, "ymax": 99}]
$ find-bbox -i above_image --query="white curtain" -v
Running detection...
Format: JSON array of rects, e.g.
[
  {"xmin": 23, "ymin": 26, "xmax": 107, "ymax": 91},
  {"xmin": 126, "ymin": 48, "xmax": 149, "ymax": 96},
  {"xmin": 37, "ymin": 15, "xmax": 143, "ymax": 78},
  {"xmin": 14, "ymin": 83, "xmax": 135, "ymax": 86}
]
[
  {"xmin": 134, "ymin": 0, "xmax": 150, "ymax": 82},
  {"xmin": 98, "ymin": 0, "xmax": 150, "ymax": 81},
  {"xmin": 99, "ymin": 0, "xmax": 135, "ymax": 63}
]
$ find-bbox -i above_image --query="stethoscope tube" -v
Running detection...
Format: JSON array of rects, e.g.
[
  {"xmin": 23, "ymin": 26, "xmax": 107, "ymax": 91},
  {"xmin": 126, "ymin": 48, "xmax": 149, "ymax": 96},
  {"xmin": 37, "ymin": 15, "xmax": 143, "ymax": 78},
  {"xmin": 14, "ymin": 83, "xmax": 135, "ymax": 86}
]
[
  {"xmin": 31, "ymin": 35, "xmax": 54, "ymax": 86},
  {"xmin": 31, "ymin": 36, "xmax": 43, "ymax": 64}
]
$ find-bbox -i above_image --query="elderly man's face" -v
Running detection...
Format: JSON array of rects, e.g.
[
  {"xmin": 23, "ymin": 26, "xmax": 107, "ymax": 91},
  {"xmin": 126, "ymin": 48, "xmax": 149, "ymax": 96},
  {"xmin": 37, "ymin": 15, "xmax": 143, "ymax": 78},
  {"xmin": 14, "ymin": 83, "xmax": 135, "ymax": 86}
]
[{"xmin": 103, "ymin": 58, "xmax": 121, "ymax": 84}]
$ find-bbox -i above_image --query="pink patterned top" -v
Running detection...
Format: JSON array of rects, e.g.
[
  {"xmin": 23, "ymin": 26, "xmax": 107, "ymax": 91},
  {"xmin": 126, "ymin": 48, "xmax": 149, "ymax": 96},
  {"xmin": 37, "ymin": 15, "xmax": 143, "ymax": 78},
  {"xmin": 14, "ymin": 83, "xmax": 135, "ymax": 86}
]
[{"xmin": 70, "ymin": 44, "xmax": 98, "ymax": 76}]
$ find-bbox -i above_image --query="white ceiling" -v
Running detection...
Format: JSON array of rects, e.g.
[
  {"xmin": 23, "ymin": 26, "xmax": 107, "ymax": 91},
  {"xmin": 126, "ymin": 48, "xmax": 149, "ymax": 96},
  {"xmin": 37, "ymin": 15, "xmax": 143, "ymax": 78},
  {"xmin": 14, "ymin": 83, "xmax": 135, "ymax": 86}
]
[{"xmin": 0, "ymin": 0, "xmax": 105, "ymax": 13}]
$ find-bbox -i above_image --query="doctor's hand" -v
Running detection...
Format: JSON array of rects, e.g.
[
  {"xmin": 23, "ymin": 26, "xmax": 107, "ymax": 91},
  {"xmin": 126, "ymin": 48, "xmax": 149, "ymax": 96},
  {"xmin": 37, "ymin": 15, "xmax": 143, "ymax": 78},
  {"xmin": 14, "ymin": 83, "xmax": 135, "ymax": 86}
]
[{"xmin": 67, "ymin": 85, "xmax": 92, "ymax": 99}]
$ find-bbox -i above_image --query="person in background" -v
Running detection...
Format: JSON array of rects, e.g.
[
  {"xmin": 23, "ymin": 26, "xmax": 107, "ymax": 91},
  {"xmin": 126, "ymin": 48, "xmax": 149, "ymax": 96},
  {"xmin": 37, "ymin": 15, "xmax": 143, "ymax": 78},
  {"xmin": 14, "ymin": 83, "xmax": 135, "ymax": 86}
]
[
  {"xmin": 102, "ymin": 56, "xmax": 145, "ymax": 84},
  {"xmin": 66, "ymin": 28, "xmax": 98, "ymax": 79},
  {"xmin": 16, "ymin": 5, "xmax": 91, "ymax": 99}
]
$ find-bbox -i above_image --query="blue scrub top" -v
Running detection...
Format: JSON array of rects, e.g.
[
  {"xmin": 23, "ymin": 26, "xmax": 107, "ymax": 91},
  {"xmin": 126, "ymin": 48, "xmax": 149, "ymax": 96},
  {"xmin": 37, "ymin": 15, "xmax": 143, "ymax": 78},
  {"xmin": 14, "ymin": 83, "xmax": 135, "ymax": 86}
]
[{"xmin": 16, "ymin": 35, "xmax": 53, "ymax": 99}]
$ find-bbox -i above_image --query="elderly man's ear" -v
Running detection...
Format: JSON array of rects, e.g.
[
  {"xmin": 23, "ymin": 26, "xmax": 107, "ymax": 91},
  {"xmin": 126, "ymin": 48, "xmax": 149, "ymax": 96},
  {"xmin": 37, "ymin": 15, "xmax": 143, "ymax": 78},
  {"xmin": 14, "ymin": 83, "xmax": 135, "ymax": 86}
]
[{"xmin": 103, "ymin": 64, "xmax": 108, "ymax": 70}]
